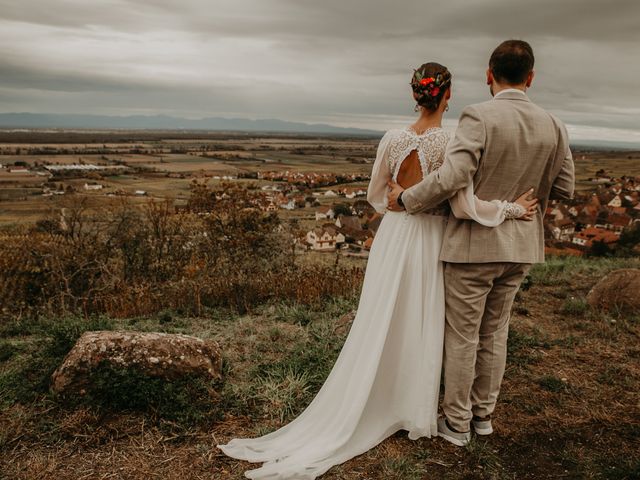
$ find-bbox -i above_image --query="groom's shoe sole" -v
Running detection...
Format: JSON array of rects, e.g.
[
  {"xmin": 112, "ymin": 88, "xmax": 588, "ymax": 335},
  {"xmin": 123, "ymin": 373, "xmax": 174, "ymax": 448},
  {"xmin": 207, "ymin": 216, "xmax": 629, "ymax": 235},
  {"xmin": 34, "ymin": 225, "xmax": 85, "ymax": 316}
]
[{"xmin": 437, "ymin": 417, "xmax": 471, "ymax": 447}]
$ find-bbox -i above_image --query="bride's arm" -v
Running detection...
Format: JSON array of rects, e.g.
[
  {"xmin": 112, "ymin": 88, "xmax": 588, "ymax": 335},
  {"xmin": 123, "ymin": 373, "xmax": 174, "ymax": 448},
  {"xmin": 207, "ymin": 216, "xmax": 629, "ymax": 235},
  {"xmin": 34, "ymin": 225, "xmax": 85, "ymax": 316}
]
[
  {"xmin": 366, "ymin": 131, "xmax": 394, "ymax": 214},
  {"xmin": 450, "ymin": 183, "xmax": 533, "ymax": 227}
]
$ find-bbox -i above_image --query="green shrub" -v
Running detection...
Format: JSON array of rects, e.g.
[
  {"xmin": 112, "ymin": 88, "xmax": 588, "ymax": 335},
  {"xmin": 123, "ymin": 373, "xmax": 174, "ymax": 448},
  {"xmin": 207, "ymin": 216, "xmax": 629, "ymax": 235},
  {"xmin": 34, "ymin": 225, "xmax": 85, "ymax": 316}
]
[
  {"xmin": 68, "ymin": 361, "xmax": 217, "ymax": 426},
  {"xmin": 507, "ymin": 328, "xmax": 549, "ymax": 367},
  {"xmin": 561, "ymin": 297, "xmax": 590, "ymax": 316},
  {"xmin": 0, "ymin": 185, "xmax": 365, "ymax": 318},
  {"xmin": 537, "ymin": 375, "xmax": 568, "ymax": 393},
  {"xmin": 0, "ymin": 315, "xmax": 114, "ymax": 406},
  {"xmin": 274, "ymin": 303, "xmax": 313, "ymax": 326},
  {"xmin": 0, "ymin": 342, "xmax": 16, "ymax": 362}
]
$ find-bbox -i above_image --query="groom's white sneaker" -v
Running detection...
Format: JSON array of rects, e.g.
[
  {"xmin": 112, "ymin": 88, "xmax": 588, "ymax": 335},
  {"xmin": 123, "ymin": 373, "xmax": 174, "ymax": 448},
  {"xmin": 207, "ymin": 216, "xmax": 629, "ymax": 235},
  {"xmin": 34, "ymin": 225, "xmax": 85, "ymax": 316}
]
[
  {"xmin": 471, "ymin": 415, "xmax": 493, "ymax": 436},
  {"xmin": 437, "ymin": 416, "xmax": 471, "ymax": 447}
]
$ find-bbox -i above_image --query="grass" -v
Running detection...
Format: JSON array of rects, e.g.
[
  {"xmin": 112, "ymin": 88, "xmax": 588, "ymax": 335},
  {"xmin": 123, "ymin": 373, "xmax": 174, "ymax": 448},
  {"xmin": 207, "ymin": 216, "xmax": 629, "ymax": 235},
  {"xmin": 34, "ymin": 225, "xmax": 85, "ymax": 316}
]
[
  {"xmin": 1, "ymin": 257, "xmax": 639, "ymax": 479},
  {"xmin": 560, "ymin": 297, "xmax": 590, "ymax": 316},
  {"xmin": 74, "ymin": 361, "xmax": 218, "ymax": 425},
  {"xmin": 506, "ymin": 327, "xmax": 550, "ymax": 368},
  {"xmin": 254, "ymin": 366, "xmax": 314, "ymax": 423},
  {"xmin": 380, "ymin": 457, "xmax": 426, "ymax": 479},
  {"xmin": 528, "ymin": 255, "xmax": 640, "ymax": 287},
  {"xmin": 0, "ymin": 314, "xmax": 219, "ymax": 428},
  {"xmin": 273, "ymin": 303, "xmax": 314, "ymax": 326},
  {"xmin": 0, "ymin": 315, "xmax": 115, "ymax": 407},
  {"xmin": 537, "ymin": 375, "xmax": 569, "ymax": 393},
  {"xmin": 464, "ymin": 437, "xmax": 505, "ymax": 479}
]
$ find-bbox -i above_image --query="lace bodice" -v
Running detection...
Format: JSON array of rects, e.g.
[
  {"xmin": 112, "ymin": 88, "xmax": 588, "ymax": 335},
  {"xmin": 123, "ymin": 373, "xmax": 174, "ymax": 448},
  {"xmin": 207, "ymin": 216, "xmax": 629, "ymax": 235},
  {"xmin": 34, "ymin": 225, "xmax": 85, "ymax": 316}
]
[
  {"xmin": 388, "ymin": 127, "xmax": 450, "ymax": 181},
  {"xmin": 366, "ymin": 126, "xmax": 526, "ymax": 222}
]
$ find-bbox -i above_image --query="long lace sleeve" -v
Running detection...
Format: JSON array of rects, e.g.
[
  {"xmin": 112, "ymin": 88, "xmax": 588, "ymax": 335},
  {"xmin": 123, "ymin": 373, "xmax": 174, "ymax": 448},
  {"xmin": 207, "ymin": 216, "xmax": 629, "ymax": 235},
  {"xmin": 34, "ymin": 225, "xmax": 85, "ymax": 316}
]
[
  {"xmin": 450, "ymin": 183, "xmax": 525, "ymax": 227},
  {"xmin": 366, "ymin": 130, "xmax": 394, "ymax": 214}
]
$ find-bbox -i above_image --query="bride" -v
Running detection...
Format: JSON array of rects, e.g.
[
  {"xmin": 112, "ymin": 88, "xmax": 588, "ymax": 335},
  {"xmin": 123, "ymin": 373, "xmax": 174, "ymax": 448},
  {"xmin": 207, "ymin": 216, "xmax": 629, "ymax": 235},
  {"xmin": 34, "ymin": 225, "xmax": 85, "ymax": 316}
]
[{"xmin": 217, "ymin": 62, "xmax": 537, "ymax": 479}]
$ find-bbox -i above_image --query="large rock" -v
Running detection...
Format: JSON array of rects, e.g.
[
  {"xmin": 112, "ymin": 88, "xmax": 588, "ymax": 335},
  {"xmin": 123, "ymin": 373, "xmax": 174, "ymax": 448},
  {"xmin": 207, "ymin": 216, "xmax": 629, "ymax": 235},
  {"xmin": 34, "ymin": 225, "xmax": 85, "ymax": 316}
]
[
  {"xmin": 51, "ymin": 331, "xmax": 223, "ymax": 394},
  {"xmin": 586, "ymin": 269, "xmax": 640, "ymax": 315}
]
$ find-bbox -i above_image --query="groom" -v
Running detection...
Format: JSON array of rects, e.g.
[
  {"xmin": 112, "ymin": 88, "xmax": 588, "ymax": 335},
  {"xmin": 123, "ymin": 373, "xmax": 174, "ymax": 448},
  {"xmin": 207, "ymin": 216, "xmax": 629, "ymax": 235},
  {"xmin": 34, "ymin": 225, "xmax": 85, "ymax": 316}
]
[{"xmin": 387, "ymin": 40, "xmax": 574, "ymax": 445}]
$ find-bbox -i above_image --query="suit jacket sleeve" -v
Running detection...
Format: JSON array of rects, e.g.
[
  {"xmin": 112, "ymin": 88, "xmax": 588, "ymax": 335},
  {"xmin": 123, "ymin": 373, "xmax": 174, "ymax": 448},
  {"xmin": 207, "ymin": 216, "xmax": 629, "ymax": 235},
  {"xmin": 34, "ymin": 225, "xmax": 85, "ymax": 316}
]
[
  {"xmin": 401, "ymin": 105, "xmax": 484, "ymax": 214},
  {"xmin": 549, "ymin": 121, "xmax": 575, "ymax": 200}
]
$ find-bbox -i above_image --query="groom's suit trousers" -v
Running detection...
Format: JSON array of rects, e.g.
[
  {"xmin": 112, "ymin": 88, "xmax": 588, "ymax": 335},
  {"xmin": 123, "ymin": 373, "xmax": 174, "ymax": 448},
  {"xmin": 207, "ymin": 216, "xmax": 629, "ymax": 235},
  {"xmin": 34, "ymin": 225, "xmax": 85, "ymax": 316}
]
[{"xmin": 441, "ymin": 261, "xmax": 531, "ymax": 432}]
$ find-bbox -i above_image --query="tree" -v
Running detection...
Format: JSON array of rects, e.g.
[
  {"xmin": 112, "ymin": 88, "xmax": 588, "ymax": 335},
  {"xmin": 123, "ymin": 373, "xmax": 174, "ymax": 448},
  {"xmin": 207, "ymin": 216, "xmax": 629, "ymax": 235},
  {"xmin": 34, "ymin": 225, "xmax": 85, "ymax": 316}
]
[
  {"xmin": 587, "ymin": 240, "xmax": 612, "ymax": 257},
  {"xmin": 333, "ymin": 203, "xmax": 352, "ymax": 217},
  {"xmin": 616, "ymin": 222, "xmax": 640, "ymax": 256}
]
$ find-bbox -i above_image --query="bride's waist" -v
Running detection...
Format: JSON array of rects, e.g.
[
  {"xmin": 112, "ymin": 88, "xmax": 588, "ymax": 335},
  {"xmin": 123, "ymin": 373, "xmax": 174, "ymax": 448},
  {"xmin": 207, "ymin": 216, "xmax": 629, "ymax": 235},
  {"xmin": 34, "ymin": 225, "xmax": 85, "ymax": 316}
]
[
  {"xmin": 396, "ymin": 203, "xmax": 450, "ymax": 217},
  {"xmin": 416, "ymin": 206, "xmax": 450, "ymax": 217},
  {"xmin": 386, "ymin": 207, "xmax": 449, "ymax": 218}
]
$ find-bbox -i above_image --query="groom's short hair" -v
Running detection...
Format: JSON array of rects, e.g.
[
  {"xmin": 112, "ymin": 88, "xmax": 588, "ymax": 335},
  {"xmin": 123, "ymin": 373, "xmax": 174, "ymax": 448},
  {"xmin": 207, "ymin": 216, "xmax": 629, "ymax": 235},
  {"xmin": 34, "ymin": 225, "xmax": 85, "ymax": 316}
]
[{"xmin": 489, "ymin": 40, "xmax": 534, "ymax": 85}]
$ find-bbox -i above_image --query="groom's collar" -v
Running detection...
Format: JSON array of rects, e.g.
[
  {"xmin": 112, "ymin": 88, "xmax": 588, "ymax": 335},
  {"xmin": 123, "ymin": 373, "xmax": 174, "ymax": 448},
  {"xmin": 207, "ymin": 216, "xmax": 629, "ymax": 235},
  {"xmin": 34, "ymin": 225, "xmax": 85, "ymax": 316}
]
[{"xmin": 493, "ymin": 88, "xmax": 530, "ymax": 102}]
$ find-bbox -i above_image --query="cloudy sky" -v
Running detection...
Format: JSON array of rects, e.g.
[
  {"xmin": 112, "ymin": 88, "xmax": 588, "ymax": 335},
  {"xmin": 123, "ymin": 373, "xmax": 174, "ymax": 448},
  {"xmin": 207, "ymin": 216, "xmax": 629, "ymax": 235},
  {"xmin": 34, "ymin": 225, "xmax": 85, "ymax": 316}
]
[{"xmin": 1, "ymin": 0, "xmax": 639, "ymax": 142}]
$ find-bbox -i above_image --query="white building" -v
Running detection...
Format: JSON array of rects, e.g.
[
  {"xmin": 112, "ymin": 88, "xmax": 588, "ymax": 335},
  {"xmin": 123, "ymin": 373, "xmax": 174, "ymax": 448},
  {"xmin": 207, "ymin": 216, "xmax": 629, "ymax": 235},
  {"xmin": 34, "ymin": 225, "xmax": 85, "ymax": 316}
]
[
  {"xmin": 607, "ymin": 195, "xmax": 622, "ymax": 208},
  {"xmin": 279, "ymin": 199, "xmax": 296, "ymax": 210},
  {"xmin": 306, "ymin": 227, "xmax": 345, "ymax": 251},
  {"xmin": 315, "ymin": 206, "xmax": 335, "ymax": 221}
]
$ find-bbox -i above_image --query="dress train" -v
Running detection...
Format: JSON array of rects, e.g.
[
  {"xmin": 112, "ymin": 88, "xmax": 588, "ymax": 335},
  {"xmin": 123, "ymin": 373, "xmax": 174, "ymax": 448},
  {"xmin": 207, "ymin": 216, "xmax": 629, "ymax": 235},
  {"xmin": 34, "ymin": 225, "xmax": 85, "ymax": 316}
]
[{"xmin": 217, "ymin": 210, "xmax": 447, "ymax": 479}]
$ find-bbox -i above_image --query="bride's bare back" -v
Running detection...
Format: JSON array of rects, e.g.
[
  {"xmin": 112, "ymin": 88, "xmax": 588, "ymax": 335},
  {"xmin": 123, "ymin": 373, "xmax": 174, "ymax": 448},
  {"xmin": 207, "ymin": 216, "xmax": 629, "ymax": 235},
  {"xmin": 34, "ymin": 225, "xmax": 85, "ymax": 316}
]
[{"xmin": 395, "ymin": 150, "xmax": 423, "ymax": 189}]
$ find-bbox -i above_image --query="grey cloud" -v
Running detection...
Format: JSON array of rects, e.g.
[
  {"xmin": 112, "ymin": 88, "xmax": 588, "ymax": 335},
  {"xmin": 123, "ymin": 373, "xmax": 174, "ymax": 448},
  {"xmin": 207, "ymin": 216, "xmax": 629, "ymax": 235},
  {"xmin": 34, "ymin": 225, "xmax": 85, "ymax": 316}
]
[{"xmin": 0, "ymin": 0, "xmax": 638, "ymax": 139}]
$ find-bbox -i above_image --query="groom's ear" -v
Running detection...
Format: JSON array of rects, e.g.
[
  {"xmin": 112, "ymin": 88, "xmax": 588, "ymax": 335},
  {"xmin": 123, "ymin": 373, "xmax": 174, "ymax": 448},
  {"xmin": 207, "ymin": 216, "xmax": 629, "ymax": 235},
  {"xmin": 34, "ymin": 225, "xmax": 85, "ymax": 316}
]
[
  {"xmin": 525, "ymin": 70, "xmax": 535, "ymax": 88},
  {"xmin": 486, "ymin": 68, "xmax": 493, "ymax": 86}
]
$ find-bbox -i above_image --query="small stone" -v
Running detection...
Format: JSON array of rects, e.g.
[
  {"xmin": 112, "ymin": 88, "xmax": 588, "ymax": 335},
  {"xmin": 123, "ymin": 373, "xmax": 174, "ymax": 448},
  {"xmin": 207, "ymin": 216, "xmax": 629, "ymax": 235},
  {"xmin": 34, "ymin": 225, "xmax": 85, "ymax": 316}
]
[{"xmin": 335, "ymin": 311, "xmax": 356, "ymax": 335}]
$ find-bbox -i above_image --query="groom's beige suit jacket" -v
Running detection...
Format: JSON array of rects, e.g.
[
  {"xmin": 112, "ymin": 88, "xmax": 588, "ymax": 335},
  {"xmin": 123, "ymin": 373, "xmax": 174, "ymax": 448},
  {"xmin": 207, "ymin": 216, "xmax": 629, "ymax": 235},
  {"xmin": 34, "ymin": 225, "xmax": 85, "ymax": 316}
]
[{"xmin": 402, "ymin": 90, "xmax": 574, "ymax": 264}]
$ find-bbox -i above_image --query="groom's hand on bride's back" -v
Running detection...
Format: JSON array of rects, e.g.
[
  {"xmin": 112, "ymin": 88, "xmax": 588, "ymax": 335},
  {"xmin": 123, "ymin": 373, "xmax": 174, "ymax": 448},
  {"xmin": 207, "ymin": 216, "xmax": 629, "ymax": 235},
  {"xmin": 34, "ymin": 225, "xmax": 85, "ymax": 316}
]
[{"xmin": 386, "ymin": 181, "xmax": 405, "ymax": 211}]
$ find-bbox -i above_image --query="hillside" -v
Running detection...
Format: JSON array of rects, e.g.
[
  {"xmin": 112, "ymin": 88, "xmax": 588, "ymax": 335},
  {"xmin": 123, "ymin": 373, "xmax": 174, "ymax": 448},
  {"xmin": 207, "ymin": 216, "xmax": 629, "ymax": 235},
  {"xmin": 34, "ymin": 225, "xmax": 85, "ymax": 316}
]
[
  {"xmin": 0, "ymin": 113, "xmax": 381, "ymax": 136},
  {"xmin": 1, "ymin": 256, "xmax": 639, "ymax": 479}
]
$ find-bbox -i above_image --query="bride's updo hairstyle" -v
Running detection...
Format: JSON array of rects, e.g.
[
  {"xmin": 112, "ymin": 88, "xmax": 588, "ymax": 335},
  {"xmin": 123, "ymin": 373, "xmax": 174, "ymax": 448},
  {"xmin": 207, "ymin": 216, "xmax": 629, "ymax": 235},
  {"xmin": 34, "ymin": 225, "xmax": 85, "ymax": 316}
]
[{"xmin": 410, "ymin": 62, "xmax": 452, "ymax": 111}]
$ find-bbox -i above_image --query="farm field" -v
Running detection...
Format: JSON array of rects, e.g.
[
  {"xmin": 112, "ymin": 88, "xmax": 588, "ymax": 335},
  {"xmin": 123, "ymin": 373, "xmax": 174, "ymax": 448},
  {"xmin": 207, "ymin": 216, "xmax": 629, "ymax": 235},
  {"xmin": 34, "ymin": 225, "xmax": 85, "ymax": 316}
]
[{"xmin": 1, "ymin": 129, "xmax": 639, "ymax": 226}]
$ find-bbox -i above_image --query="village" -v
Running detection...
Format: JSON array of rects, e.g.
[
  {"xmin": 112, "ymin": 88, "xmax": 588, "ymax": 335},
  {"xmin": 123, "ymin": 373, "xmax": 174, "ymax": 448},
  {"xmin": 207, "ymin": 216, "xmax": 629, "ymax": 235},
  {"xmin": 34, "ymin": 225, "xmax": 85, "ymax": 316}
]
[
  {"xmin": 1, "ymin": 131, "xmax": 639, "ymax": 258},
  {"xmin": 228, "ymin": 168, "xmax": 640, "ymax": 258},
  {"xmin": 544, "ymin": 170, "xmax": 640, "ymax": 256}
]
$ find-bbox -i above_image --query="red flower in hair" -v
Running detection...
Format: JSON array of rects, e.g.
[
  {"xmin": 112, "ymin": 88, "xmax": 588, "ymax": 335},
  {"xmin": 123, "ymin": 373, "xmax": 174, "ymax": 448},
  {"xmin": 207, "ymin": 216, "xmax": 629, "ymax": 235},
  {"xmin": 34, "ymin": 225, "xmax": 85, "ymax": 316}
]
[
  {"xmin": 419, "ymin": 77, "xmax": 434, "ymax": 86},
  {"xmin": 431, "ymin": 87, "xmax": 440, "ymax": 97}
]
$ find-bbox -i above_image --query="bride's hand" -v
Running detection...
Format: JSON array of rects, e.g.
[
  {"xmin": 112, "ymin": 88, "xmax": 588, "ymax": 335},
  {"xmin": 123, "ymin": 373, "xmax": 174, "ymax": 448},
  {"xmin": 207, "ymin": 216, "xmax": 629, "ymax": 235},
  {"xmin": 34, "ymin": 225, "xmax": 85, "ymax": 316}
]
[{"xmin": 514, "ymin": 188, "xmax": 539, "ymax": 221}]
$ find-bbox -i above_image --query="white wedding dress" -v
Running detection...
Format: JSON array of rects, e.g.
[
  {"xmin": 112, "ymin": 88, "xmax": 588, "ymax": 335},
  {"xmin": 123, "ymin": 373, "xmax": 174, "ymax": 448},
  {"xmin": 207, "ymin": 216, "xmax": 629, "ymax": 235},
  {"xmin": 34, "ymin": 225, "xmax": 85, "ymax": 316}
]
[{"xmin": 216, "ymin": 126, "xmax": 521, "ymax": 479}]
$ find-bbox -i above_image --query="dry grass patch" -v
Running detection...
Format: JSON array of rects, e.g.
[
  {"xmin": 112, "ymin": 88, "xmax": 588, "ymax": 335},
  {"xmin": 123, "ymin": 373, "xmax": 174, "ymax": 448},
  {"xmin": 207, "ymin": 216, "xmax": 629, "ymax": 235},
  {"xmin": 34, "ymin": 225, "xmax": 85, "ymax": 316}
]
[{"xmin": 2, "ymin": 258, "xmax": 640, "ymax": 479}]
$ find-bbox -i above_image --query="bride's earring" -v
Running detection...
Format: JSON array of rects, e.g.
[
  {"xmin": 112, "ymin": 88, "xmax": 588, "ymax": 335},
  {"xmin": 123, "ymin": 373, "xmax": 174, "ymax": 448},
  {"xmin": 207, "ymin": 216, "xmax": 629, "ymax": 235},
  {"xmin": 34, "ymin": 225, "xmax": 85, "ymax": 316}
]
[
  {"xmin": 414, "ymin": 104, "xmax": 420, "ymax": 113},
  {"xmin": 445, "ymin": 104, "xmax": 449, "ymax": 112}
]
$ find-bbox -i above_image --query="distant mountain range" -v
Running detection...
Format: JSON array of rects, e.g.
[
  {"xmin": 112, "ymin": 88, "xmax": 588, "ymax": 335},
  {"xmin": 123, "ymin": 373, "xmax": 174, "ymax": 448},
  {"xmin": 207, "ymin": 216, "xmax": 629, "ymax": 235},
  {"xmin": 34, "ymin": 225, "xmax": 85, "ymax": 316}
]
[
  {"xmin": 0, "ymin": 113, "xmax": 638, "ymax": 150},
  {"xmin": 0, "ymin": 112, "xmax": 381, "ymax": 136}
]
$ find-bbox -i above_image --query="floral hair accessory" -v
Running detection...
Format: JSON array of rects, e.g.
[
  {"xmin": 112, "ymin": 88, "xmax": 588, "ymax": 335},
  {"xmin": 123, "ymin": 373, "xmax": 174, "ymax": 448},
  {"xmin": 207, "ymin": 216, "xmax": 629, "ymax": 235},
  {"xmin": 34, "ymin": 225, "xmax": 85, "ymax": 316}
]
[{"xmin": 411, "ymin": 69, "xmax": 450, "ymax": 99}]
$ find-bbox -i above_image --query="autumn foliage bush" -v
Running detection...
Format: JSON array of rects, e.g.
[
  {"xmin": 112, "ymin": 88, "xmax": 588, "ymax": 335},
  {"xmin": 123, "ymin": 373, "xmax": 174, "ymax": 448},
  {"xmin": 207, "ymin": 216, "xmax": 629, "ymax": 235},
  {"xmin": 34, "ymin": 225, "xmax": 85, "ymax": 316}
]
[{"xmin": 0, "ymin": 183, "xmax": 363, "ymax": 318}]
